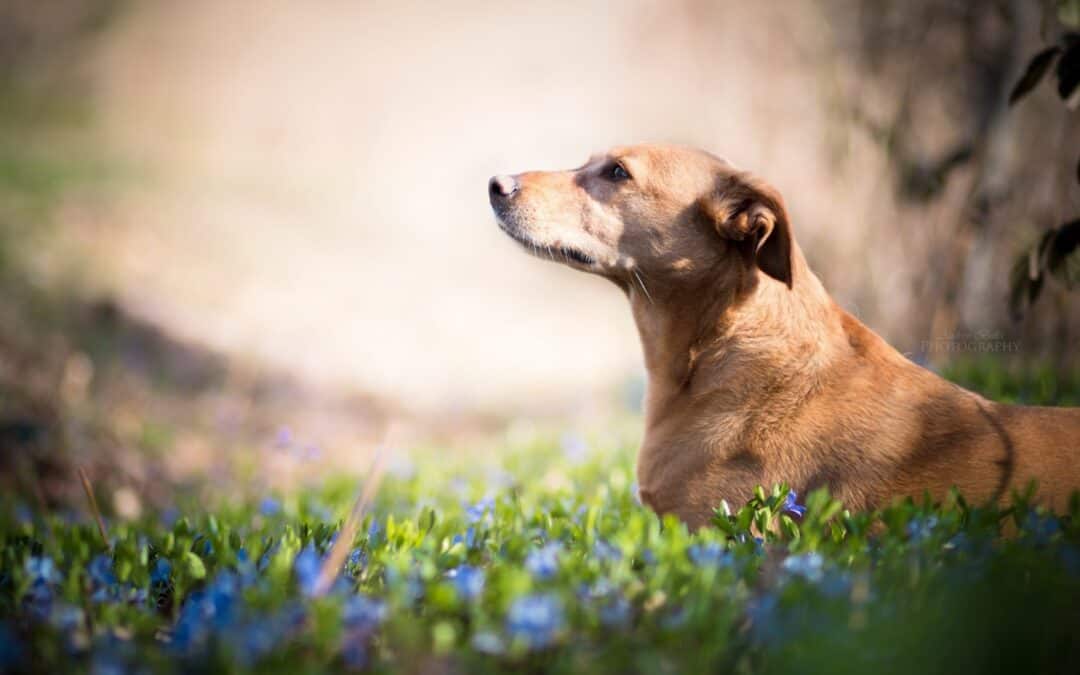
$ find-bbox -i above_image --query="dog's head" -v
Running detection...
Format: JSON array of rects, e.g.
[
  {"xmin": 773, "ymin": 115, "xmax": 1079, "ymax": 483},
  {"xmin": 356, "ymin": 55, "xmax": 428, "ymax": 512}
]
[{"xmin": 489, "ymin": 144, "xmax": 793, "ymax": 294}]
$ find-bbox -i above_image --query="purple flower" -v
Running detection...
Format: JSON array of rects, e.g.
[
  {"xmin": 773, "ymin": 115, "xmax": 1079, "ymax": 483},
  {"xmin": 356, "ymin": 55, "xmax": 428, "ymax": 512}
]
[
  {"xmin": 446, "ymin": 565, "xmax": 485, "ymax": 601},
  {"xmin": 274, "ymin": 426, "xmax": 293, "ymax": 449},
  {"xmin": 781, "ymin": 490, "xmax": 806, "ymax": 518},
  {"xmin": 506, "ymin": 594, "xmax": 564, "ymax": 649},
  {"xmin": 524, "ymin": 543, "xmax": 562, "ymax": 581}
]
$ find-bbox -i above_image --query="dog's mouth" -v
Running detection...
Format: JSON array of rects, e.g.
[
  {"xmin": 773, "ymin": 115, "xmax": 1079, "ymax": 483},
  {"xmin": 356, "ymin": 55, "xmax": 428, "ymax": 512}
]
[{"xmin": 496, "ymin": 218, "xmax": 596, "ymax": 267}]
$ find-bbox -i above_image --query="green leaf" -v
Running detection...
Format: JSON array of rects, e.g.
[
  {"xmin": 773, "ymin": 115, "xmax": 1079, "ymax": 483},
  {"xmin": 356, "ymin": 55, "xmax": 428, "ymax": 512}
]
[{"xmin": 183, "ymin": 551, "xmax": 206, "ymax": 580}]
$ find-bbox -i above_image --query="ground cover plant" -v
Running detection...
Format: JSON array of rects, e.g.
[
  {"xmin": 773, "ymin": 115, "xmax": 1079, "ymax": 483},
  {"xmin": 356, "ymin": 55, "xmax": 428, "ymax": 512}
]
[{"xmin": 2, "ymin": 416, "xmax": 1080, "ymax": 675}]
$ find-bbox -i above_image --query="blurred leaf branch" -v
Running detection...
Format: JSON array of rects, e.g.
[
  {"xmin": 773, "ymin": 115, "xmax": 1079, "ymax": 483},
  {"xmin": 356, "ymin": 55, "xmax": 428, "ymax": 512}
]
[{"xmin": 1008, "ymin": 3, "xmax": 1080, "ymax": 318}]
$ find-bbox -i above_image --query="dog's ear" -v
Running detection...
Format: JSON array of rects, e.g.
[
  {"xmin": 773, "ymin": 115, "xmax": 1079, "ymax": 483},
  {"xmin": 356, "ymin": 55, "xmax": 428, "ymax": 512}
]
[{"xmin": 699, "ymin": 173, "xmax": 793, "ymax": 288}]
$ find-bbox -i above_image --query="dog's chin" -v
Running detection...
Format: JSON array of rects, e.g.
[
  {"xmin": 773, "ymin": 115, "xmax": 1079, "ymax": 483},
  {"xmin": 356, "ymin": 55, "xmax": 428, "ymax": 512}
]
[{"xmin": 495, "ymin": 216, "xmax": 599, "ymax": 270}]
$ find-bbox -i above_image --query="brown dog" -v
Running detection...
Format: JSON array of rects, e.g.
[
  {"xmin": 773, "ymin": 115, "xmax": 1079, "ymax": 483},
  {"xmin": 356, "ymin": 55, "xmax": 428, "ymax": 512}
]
[{"xmin": 489, "ymin": 144, "xmax": 1080, "ymax": 528}]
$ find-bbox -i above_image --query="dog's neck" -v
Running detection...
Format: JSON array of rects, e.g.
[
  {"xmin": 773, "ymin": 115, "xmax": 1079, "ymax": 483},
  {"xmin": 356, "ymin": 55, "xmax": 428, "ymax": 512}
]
[{"xmin": 628, "ymin": 245, "xmax": 844, "ymax": 428}]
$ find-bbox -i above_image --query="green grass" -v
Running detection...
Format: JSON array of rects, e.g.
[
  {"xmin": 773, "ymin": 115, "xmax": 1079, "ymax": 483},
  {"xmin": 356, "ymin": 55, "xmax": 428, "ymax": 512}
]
[{"xmin": 2, "ymin": 428, "xmax": 1079, "ymax": 674}]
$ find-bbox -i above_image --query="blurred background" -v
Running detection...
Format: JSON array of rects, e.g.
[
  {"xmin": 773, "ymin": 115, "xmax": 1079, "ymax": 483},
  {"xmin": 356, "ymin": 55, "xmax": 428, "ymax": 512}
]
[{"xmin": 1, "ymin": 0, "xmax": 1078, "ymax": 512}]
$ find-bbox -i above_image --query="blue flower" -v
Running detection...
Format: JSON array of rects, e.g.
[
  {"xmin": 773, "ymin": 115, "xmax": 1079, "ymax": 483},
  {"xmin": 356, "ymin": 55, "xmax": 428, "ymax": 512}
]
[
  {"xmin": 206, "ymin": 572, "xmax": 239, "ymax": 629},
  {"xmin": 466, "ymin": 496, "xmax": 495, "ymax": 524},
  {"xmin": 446, "ymin": 565, "xmax": 485, "ymax": 601},
  {"xmin": 22, "ymin": 583, "xmax": 53, "ymax": 621},
  {"xmin": 1023, "ymin": 512, "xmax": 1061, "ymax": 546},
  {"xmin": 26, "ymin": 556, "xmax": 59, "ymax": 584},
  {"xmin": 781, "ymin": 490, "xmax": 806, "ymax": 518},
  {"xmin": 346, "ymin": 548, "xmax": 367, "ymax": 576},
  {"xmin": 367, "ymin": 519, "xmax": 383, "ymax": 546},
  {"xmin": 160, "ymin": 507, "xmax": 180, "ymax": 528},
  {"xmin": 14, "ymin": 503, "xmax": 33, "ymax": 525},
  {"xmin": 236, "ymin": 619, "xmax": 276, "ymax": 664},
  {"xmin": 599, "ymin": 595, "xmax": 632, "ymax": 627},
  {"xmin": 688, "ymin": 542, "xmax": 732, "ymax": 568},
  {"xmin": 471, "ymin": 631, "xmax": 506, "ymax": 654},
  {"xmin": 638, "ymin": 548, "xmax": 657, "ymax": 566},
  {"xmin": 191, "ymin": 534, "xmax": 214, "ymax": 557},
  {"xmin": 524, "ymin": 543, "xmax": 562, "ymax": 581},
  {"xmin": 151, "ymin": 558, "xmax": 172, "ymax": 585},
  {"xmin": 819, "ymin": 569, "xmax": 853, "ymax": 598},
  {"xmin": 259, "ymin": 497, "xmax": 282, "ymax": 517},
  {"xmin": 661, "ymin": 606, "xmax": 689, "ymax": 631},
  {"xmin": 170, "ymin": 571, "xmax": 244, "ymax": 653},
  {"xmin": 90, "ymin": 654, "xmax": 127, "ymax": 675},
  {"xmin": 171, "ymin": 593, "xmax": 209, "ymax": 652},
  {"xmin": 342, "ymin": 640, "xmax": 369, "ymax": 669},
  {"xmin": 746, "ymin": 592, "xmax": 784, "ymax": 644},
  {"xmin": 50, "ymin": 604, "xmax": 83, "ymax": 632},
  {"xmin": 343, "ymin": 594, "xmax": 386, "ymax": 635},
  {"xmin": 88, "ymin": 555, "xmax": 116, "ymax": 587},
  {"xmin": 782, "ymin": 552, "xmax": 825, "ymax": 582},
  {"xmin": 593, "ymin": 540, "xmax": 622, "ymax": 563},
  {"xmin": 293, "ymin": 544, "xmax": 322, "ymax": 596},
  {"xmin": 906, "ymin": 515, "xmax": 939, "ymax": 542},
  {"xmin": 23, "ymin": 556, "xmax": 61, "ymax": 620},
  {"xmin": 506, "ymin": 594, "xmax": 564, "ymax": 649},
  {"xmin": 451, "ymin": 527, "xmax": 477, "ymax": 549}
]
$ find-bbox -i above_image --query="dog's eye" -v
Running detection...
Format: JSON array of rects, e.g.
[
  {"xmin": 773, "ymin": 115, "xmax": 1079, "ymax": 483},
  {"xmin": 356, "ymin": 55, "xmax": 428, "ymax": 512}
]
[{"xmin": 607, "ymin": 162, "xmax": 631, "ymax": 181}]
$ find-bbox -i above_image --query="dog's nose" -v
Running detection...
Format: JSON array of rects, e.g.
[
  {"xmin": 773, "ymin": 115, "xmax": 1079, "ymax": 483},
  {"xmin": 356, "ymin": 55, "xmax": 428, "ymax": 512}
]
[{"xmin": 488, "ymin": 174, "xmax": 518, "ymax": 203}]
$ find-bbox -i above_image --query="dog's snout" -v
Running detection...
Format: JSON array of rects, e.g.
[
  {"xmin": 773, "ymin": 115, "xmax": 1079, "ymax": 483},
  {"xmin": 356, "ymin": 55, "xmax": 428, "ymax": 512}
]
[{"xmin": 488, "ymin": 174, "xmax": 519, "ymax": 204}]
